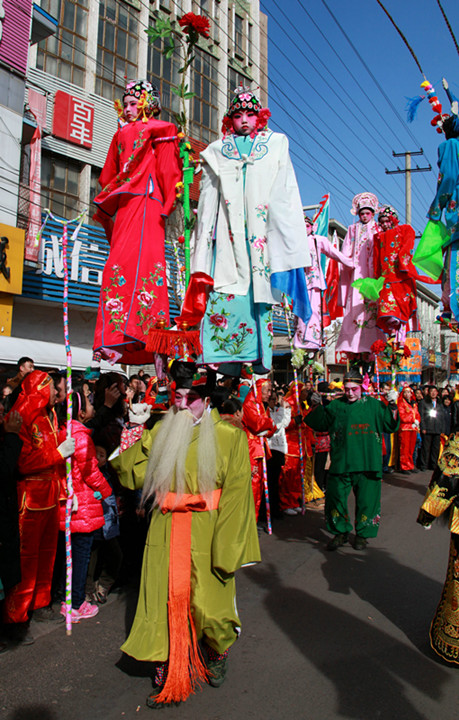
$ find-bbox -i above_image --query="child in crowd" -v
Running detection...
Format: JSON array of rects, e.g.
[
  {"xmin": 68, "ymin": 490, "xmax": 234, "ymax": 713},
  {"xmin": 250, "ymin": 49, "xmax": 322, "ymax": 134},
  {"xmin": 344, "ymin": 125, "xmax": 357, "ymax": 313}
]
[
  {"xmin": 85, "ymin": 440, "xmax": 123, "ymax": 605},
  {"xmin": 59, "ymin": 390, "xmax": 111, "ymax": 622}
]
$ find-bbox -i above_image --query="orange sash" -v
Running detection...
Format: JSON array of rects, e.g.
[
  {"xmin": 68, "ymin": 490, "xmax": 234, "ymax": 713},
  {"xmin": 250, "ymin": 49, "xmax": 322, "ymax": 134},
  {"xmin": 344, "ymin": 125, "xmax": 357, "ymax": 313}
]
[{"xmin": 155, "ymin": 488, "xmax": 222, "ymax": 704}]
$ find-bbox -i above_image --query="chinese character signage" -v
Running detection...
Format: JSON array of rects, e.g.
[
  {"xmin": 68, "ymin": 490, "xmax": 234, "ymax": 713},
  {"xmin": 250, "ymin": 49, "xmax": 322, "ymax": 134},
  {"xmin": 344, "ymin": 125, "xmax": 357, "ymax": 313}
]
[{"xmin": 52, "ymin": 91, "xmax": 94, "ymax": 148}]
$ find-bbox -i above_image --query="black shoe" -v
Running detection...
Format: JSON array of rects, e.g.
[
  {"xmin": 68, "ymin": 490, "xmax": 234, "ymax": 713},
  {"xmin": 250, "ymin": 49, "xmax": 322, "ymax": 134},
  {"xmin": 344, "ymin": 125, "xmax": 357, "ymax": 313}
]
[
  {"xmin": 410, "ymin": 468, "xmax": 420, "ymax": 474},
  {"xmin": 399, "ymin": 470, "xmax": 410, "ymax": 475},
  {"xmin": 207, "ymin": 656, "xmax": 228, "ymax": 688},
  {"xmin": 5, "ymin": 622, "xmax": 34, "ymax": 646},
  {"xmin": 33, "ymin": 605, "xmax": 65, "ymax": 623},
  {"xmin": 384, "ymin": 468, "xmax": 395, "ymax": 475},
  {"xmin": 354, "ymin": 536, "xmax": 368, "ymax": 551},
  {"xmin": 146, "ymin": 686, "xmax": 181, "ymax": 709},
  {"xmin": 326, "ymin": 533, "xmax": 349, "ymax": 551}
]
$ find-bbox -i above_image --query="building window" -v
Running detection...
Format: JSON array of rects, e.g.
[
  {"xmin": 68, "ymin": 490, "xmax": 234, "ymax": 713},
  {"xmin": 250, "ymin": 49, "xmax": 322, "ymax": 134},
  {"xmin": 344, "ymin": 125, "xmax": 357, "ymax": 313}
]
[
  {"xmin": 228, "ymin": 67, "xmax": 253, "ymax": 103},
  {"xmin": 36, "ymin": 0, "xmax": 88, "ymax": 88},
  {"xmin": 41, "ymin": 154, "xmax": 81, "ymax": 218},
  {"xmin": 247, "ymin": 23, "xmax": 252, "ymax": 65},
  {"xmin": 190, "ymin": 49, "xmax": 218, "ymax": 144},
  {"xmin": 147, "ymin": 36, "xmax": 181, "ymax": 125},
  {"xmin": 234, "ymin": 13, "xmax": 243, "ymax": 59},
  {"xmin": 96, "ymin": 0, "xmax": 139, "ymax": 102},
  {"xmin": 90, "ymin": 168, "xmax": 101, "ymax": 226}
]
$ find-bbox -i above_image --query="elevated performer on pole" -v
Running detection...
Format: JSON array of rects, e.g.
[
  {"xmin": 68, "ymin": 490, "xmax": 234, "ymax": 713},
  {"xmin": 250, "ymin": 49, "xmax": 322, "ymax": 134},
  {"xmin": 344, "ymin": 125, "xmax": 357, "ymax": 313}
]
[
  {"xmin": 93, "ymin": 80, "xmax": 181, "ymax": 365},
  {"xmin": 180, "ymin": 85, "xmax": 311, "ymax": 374},
  {"xmin": 336, "ymin": 192, "xmax": 385, "ymax": 359},
  {"xmin": 111, "ymin": 361, "xmax": 260, "ymax": 708}
]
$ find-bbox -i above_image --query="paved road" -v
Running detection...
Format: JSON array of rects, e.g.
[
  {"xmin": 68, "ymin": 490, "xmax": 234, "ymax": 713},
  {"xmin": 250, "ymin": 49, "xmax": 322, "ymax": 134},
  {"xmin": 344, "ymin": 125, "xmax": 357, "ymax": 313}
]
[{"xmin": 2, "ymin": 469, "xmax": 459, "ymax": 720}]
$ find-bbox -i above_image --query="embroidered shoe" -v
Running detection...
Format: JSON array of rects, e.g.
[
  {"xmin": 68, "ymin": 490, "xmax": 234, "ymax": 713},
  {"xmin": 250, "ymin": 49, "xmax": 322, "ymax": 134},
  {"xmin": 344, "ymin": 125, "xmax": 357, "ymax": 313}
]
[
  {"xmin": 60, "ymin": 603, "xmax": 81, "ymax": 623},
  {"xmin": 326, "ymin": 533, "xmax": 349, "ymax": 551},
  {"xmin": 76, "ymin": 600, "xmax": 99, "ymax": 619},
  {"xmin": 207, "ymin": 656, "xmax": 228, "ymax": 688},
  {"xmin": 354, "ymin": 536, "xmax": 368, "ymax": 551}
]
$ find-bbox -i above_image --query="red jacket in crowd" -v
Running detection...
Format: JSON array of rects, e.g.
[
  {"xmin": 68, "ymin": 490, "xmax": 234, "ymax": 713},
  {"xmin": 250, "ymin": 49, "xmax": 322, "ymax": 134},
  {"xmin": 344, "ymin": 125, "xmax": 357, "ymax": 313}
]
[
  {"xmin": 397, "ymin": 393, "xmax": 420, "ymax": 431},
  {"xmin": 12, "ymin": 371, "xmax": 65, "ymax": 509},
  {"xmin": 242, "ymin": 380, "xmax": 276, "ymax": 460},
  {"xmin": 58, "ymin": 420, "xmax": 112, "ymax": 534}
]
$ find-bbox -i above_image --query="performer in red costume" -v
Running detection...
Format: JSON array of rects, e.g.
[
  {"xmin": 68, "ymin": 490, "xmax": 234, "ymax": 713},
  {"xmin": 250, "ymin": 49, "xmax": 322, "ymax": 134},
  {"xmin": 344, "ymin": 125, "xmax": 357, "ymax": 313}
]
[
  {"xmin": 3, "ymin": 371, "xmax": 75, "ymax": 643},
  {"xmin": 397, "ymin": 385, "xmax": 420, "ymax": 473},
  {"xmin": 242, "ymin": 379, "xmax": 276, "ymax": 519},
  {"xmin": 93, "ymin": 80, "xmax": 182, "ymax": 365},
  {"xmin": 279, "ymin": 382, "xmax": 310, "ymax": 514},
  {"xmin": 374, "ymin": 206, "xmax": 418, "ymax": 342}
]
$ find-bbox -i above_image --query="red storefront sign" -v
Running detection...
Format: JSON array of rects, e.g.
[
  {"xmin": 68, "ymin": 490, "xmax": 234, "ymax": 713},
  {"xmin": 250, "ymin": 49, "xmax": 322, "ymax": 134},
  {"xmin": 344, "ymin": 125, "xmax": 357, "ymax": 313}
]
[
  {"xmin": 53, "ymin": 91, "xmax": 94, "ymax": 148},
  {"xmin": 334, "ymin": 350, "xmax": 348, "ymax": 365}
]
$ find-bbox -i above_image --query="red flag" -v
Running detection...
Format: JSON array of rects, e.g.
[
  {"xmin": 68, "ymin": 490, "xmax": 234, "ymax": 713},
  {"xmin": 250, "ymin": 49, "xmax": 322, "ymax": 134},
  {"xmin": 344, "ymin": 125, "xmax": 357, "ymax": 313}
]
[{"xmin": 322, "ymin": 231, "xmax": 343, "ymax": 327}]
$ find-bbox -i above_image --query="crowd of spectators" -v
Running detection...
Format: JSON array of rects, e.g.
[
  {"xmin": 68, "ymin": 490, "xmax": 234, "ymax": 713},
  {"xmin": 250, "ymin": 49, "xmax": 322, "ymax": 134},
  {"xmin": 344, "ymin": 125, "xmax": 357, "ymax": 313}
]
[{"xmin": 0, "ymin": 352, "xmax": 457, "ymax": 651}]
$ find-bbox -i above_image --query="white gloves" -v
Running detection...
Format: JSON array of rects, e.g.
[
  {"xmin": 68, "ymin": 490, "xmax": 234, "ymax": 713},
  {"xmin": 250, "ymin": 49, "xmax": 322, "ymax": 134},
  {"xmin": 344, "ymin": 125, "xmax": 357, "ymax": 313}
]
[
  {"xmin": 58, "ymin": 438, "xmax": 76, "ymax": 458},
  {"xmin": 128, "ymin": 402, "xmax": 151, "ymax": 425},
  {"xmin": 386, "ymin": 390, "xmax": 398, "ymax": 404}
]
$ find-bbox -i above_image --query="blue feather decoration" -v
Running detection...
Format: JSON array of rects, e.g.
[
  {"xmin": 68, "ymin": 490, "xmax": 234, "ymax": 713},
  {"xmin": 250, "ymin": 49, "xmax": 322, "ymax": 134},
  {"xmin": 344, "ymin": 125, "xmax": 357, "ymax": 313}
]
[{"xmin": 405, "ymin": 95, "xmax": 425, "ymax": 123}]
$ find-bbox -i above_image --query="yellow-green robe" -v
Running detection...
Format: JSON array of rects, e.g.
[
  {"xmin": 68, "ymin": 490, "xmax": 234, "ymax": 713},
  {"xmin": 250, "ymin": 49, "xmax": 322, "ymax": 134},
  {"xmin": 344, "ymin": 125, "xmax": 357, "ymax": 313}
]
[
  {"xmin": 112, "ymin": 409, "xmax": 261, "ymax": 661},
  {"xmin": 418, "ymin": 432, "xmax": 459, "ymax": 664}
]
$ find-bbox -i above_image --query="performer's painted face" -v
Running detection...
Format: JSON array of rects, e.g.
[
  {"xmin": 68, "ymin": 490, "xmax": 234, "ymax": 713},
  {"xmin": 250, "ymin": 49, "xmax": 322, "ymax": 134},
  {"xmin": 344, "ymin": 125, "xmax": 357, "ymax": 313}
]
[
  {"xmin": 403, "ymin": 387, "xmax": 413, "ymax": 401},
  {"xmin": 232, "ymin": 110, "xmax": 258, "ymax": 136},
  {"xmin": 358, "ymin": 209, "xmax": 374, "ymax": 225},
  {"xmin": 344, "ymin": 382, "xmax": 362, "ymax": 402},
  {"xmin": 260, "ymin": 381, "xmax": 271, "ymax": 403},
  {"xmin": 379, "ymin": 216, "xmax": 392, "ymax": 231},
  {"xmin": 123, "ymin": 97, "xmax": 140, "ymax": 122},
  {"xmin": 174, "ymin": 388, "xmax": 208, "ymax": 420},
  {"xmin": 47, "ymin": 380, "xmax": 58, "ymax": 408},
  {"xmin": 305, "ymin": 221, "xmax": 314, "ymax": 236}
]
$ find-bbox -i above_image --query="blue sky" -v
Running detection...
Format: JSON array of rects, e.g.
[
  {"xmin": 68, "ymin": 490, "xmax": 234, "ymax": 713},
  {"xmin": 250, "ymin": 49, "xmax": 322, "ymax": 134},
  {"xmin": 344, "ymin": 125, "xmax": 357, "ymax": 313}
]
[{"xmin": 259, "ymin": 0, "xmax": 458, "ymax": 238}]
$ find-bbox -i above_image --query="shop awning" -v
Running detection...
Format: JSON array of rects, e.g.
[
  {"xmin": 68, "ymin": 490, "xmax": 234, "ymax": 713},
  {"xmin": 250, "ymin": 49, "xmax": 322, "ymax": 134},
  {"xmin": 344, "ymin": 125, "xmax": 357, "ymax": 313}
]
[{"xmin": 0, "ymin": 336, "xmax": 124, "ymax": 373}]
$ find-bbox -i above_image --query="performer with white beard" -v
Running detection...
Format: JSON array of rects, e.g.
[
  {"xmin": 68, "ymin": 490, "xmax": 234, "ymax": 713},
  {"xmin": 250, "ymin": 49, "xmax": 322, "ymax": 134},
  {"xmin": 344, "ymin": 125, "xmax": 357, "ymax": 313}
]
[{"xmin": 111, "ymin": 361, "xmax": 260, "ymax": 709}]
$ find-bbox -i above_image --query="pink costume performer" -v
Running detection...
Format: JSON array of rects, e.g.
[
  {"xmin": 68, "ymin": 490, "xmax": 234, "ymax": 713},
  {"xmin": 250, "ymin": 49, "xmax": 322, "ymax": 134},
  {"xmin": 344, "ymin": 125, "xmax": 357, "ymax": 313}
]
[
  {"xmin": 336, "ymin": 192, "xmax": 385, "ymax": 355},
  {"xmin": 295, "ymin": 215, "xmax": 353, "ymax": 350},
  {"xmin": 93, "ymin": 80, "xmax": 181, "ymax": 365}
]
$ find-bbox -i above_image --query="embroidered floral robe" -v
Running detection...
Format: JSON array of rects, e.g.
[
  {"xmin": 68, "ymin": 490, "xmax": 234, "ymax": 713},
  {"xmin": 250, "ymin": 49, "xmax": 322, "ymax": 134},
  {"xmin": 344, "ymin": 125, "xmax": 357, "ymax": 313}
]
[
  {"xmin": 93, "ymin": 118, "xmax": 181, "ymax": 364},
  {"xmin": 191, "ymin": 130, "xmax": 311, "ymax": 372},
  {"xmin": 428, "ymin": 137, "xmax": 459, "ymax": 321},
  {"xmin": 336, "ymin": 219, "xmax": 385, "ymax": 355},
  {"xmin": 373, "ymin": 224, "xmax": 418, "ymax": 336}
]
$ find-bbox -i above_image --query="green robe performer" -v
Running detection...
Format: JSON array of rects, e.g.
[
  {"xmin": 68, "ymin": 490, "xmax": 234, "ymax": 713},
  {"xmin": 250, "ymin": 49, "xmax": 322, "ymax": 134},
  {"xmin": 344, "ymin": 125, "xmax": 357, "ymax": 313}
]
[
  {"xmin": 305, "ymin": 369, "xmax": 399, "ymax": 551},
  {"xmin": 111, "ymin": 361, "xmax": 260, "ymax": 708},
  {"xmin": 417, "ymin": 433, "xmax": 459, "ymax": 665}
]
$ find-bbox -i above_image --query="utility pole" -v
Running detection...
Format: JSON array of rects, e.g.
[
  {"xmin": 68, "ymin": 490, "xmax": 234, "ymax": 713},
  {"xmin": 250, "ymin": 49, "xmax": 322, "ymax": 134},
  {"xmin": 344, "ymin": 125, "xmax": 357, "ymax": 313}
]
[{"xmin": 385, "ymin": 150, "xmax": 431, "ymax": 224}]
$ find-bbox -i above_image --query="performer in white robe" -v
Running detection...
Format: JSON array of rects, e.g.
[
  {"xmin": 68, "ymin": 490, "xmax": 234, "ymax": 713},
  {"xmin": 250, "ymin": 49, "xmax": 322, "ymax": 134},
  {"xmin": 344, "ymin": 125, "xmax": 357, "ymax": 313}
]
[{"xmin": 184, "ymin": 86, "xmax": 311, "ymax": 373}]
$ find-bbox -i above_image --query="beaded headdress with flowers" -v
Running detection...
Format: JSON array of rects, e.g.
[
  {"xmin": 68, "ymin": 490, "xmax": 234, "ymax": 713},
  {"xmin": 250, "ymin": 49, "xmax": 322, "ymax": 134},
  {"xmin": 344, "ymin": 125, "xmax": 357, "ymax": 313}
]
[
  {"xmin": 115, "ymin": 79, "xmax": 161, "ymax": 123},
  {"xmin": 351, "ymin": 192, "xmax": 379, "ymax": 216},
  {"xmin": 378, "ymin": 205, "xmax": 399, "ymax": 226},
  {"xmin": 221, "ymin": 84, "xmax": 271, "ymax": 138}
]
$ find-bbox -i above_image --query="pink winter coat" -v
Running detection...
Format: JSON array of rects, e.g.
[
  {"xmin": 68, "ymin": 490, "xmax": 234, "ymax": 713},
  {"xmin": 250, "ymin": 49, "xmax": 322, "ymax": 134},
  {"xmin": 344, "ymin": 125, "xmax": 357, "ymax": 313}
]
[{"xmin": 59, "ymin": 420, "xmax": 111, "ymax": 533}]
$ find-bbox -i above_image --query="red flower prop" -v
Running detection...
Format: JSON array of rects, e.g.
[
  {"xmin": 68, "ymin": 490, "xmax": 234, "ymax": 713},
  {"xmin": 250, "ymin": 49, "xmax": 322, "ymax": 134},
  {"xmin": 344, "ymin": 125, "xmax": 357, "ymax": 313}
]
[
  {"xmin": 371, "ymin": 340, "xmax": 386, "ymax": 355},
  {"xmin": 256, "ymin": 108, "xmax": 271, "ymax": 132},
  {"xmin": 221, "ymin": 114, "xmax": 234, "ymax": 137},
  {"xmin": 178, "ymin": 13, "xmax": 210, "ymax": 39},
  {"xmin": 403, "ymin": 345, "xmax": 411, "ymax": 358}
]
